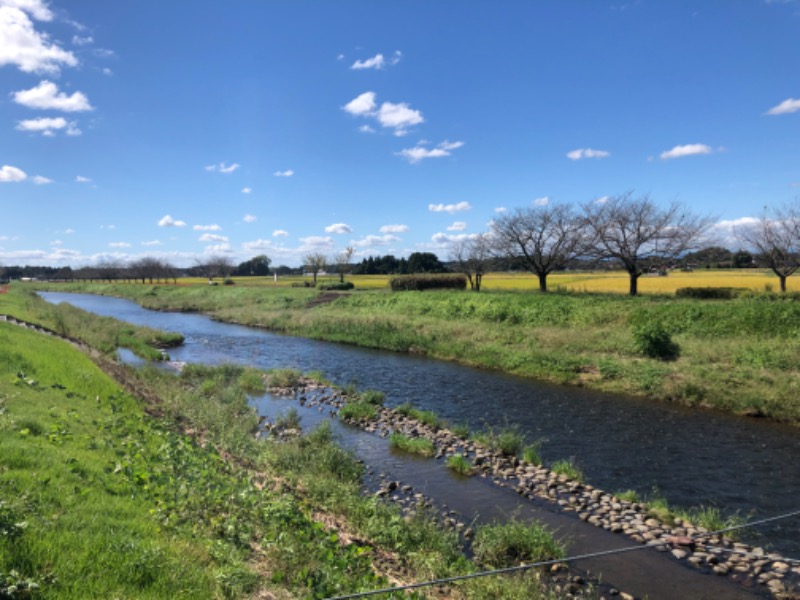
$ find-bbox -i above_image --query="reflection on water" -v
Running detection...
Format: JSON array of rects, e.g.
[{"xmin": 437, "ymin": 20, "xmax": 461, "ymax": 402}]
[{"xmin": 41, "ymin": 291, "xmax": 800, "ymax": 556}]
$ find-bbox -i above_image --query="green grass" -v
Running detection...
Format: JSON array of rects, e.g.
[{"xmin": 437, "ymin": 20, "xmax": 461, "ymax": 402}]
[
  {"xmin": 616, "ymin": 489, "xmax": 640, "ymax": 503},
  {"xmin": 550, "ymin": 458, "xmax": 583, "ymax": 482},
  {"xmin": 395, "ymin": 402, "xmax": 440, "ymax": 428},
  {"xmin": 446, "ymin": 453, "xmax": 473, "ymax": 475},
  {"xmin": 359, "ymin": 389, "xmax": 385, "ymax": 406},
  {"xmin": 389, "ymin": 433, "xmax": 436, "ymax": 457},
  {"xmin": 472, "ymin": 519, "xmax": 565, "ymax": 568},
  {"xmin": 473, "ymin": 425, "xmax": 527, "ymax": 457},
  {"xmin": 338, "ymin": 401, "xmax": 378, "ymax": 422},
  {"xmin": 521, "ymin": 443, "xmax": 543, "ymax": 466},
  {"xmin": 25, "ymin": 280, "xmax": 800, "ymax": 422}
]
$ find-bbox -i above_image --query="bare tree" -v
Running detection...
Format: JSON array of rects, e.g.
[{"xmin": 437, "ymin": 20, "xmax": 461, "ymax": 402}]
[
  {"xmin": 491, "ymin": 203, "xmax": 585, "ymax": 292},
  {"xmin": 450, "ymin": 234, "xmax": 492, "ymax": 291},
  {"xmin": 737, "ymin": 201, "xmax": 800, "ymax": 292},
  {"xmin": 582, "ymin": 192, "xmax": 713, "ymax": 296},
  {"xmin": 303, "ymin": 252, "xmax": 327, "ymax": 284},
  {"xmin": 195, "ymin": 255, "xmax": 234, "ymax": 281},
  {"xmin": 334, "ymin": 246, "xmax": 355, "ymax": 283}
]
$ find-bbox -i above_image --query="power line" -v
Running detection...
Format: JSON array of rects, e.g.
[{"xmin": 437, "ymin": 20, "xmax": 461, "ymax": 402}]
[{"xmin": 325, "ymin": 508, "xmax": 800, "ymax": 600}]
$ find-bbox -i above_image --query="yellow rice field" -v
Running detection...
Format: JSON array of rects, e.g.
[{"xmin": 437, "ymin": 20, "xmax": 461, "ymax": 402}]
[{"xmin": 187, "ymin": 269, "xmax": 795, "ymax": 294}]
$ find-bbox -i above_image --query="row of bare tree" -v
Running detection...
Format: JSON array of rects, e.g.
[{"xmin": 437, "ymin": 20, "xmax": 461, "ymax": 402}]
[{"xmin": 450, "ymin": 192, "xmax": 800, "ymax": 295}]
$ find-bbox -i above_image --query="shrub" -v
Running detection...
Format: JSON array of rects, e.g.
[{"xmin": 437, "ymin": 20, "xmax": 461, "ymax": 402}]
[
  {"xmin": 472, "ymin": 520, "xmax": 565, "ymax": 568},
  {"xmin": 359, "ymin": 389, "xmax": 385, "ymax": 406},
  {"xmin": 389, "ymin": 274, "xmax": 467, "ymax": 291},
  {"xmin": 521, "ymin": 443, "xmax": 542, "ymax": 466},
  {"xmin": 632, "ymin": 321, "xmax": 679, "ymax": 360},
  {"xmin": 446, "ymin": 454, "xmax": 472, "ymax": 475},
  {"xmin": 223, "ymin": 278, "xmax": 236, "ymax": 285},
  {"xmin": 318, "ymin": 282, "xmax": 355, "ymax": 291},
  {"xmin": 675, "ymin": 287, "xmax": 744, "ymax": 299},
  {"xmin": 265, "ymin": 369, "xmax": 302, "ymax": 389}
]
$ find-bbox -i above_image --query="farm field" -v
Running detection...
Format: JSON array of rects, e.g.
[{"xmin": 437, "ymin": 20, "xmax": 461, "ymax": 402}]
[{"xmin": 164, "ymin": 269, "xmax": 797, "ymax": 294}]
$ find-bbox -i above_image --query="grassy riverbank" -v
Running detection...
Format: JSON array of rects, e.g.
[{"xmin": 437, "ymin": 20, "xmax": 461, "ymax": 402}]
[
  {"xmin": 25, "ymin": 281, "xmax": 800, "ymax": 423},
  {"xmin": 0, "ymin": 291, "xmax": 568, "ymax": 598}
]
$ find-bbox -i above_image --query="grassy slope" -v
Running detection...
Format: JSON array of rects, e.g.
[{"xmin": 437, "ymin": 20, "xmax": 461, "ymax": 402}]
[{"xmin": 30, "ymin": 281, "xmax": 800, "ymax": 423}]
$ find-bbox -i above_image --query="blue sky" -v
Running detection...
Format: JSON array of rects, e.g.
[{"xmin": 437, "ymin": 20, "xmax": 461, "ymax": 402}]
[{"xmin": 2, "ymin": 0, "xmax": 799, "ymax": 267}]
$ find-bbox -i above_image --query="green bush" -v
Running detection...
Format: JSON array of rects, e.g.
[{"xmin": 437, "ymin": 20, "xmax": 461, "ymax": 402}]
[
  {"xmin": 389, "ymin": 433, "xmax": 435, "ymax": 457},
  {"xmin": 389, "ymin": 274, "xmax": 467, "ymax": 291},
  {"xmin": 675, "ymin": 287, "xmax": 744, "ymax": 299},
  {"xmin": 551, "ymin": 458, "xmax": 583, "ymax": 482},
  {"xmin": 338, "ymin": 402, "xmax": 377, "ymax": 422},
  {"xmin": 632, "ymin": 321, "xmax": 679, "ymax": 360},
  {"xmin": 318, "ymin": 282, "xmax": 355, "ymax": 291},
  {"xmin": 446, "ymin": 453, "xmax": 472, "ymax": 475},
  {"xmin": 359, "ymin": 389, "xmax": 385, "ymax": 406}
]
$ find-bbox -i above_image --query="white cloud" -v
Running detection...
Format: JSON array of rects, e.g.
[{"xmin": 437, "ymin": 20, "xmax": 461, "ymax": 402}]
[
  {"xmin": 273, "ymin": 229, "xmax": 289, "ymax": 237},
  {"xmin": 205, "ymin": 162, "xmax": 240, "ymax": 173},
  {"xmin": 243, "ymin": 214, "xmax": 257, "ymax": 223},
  {"xmin": 379, "ymin": 224, "xmax": 409, "ymax": 234},
  {"xmin": 32, "ymin": 174, "xmax": 52, "ymax": 184},
  {"xmin": 0, "ymin": 3, "xmax": 77, "ymax": 74},
  {"xmin": 199, "ymin": 233, "xmax": 229, "ymax": 243},
  {"xmin": 0, "ymin": 165, "xmax": 27, "ymax": 182},
  {"xmin": 710, "ymin": 217, "xmax": 760, "ymax": 246},
  {"xmin": 359, "ymin": 124, "xmax": 375, "ymax": 134},
  {"xmin": 299, "ymin": 235, "xmax": 334, "ymax": 248},
  {"xmin": 660, "ymin": 143, "xmax": 713, "ymax": 160},
  {"xmin": 343, "ymin": 91, "xmax": 376, "ymax": 116},
  {"xmin": 109, "ymin": 242, "xmax": 131, "ymax": 248},
  {"xmin": 141, "ymin": 240, "xmax": 162, "ymax": 246},
  {"xmin": 447, "ymin": 221, "xmax": 467, "ymax": 231},
  {"xmin": 203, "ymin": 243, "xmax": 232, "ymax": 254},
  {"xmin": 274, "ymin": 169, "xmax": 294, "ymax": 177},
  {"xmin": 431, "ymin": 232, "xmax": 476, "ymax": 245},
  {"xmin": 241, "ymin": 186, "xmax": 252, "ymax": 194},
  {"xmin": 64, "ymin": 228, "xmax": 75, "ymax": 234},
  {"xmin": 158, "ymin": 215, "xmax": 187, "ymax": 227},
  {"xmin": 242, "ymin": 239, "xmax": 276, "ymax": 252},
  {"xmin": 193, "ymin": 224, "xmax": 221, "ymax": 231},
  {"xmin": 99, "ymin": 224, "xmax": 114, "ymax": 230},
  {"xmin": 75, "ymin": 175, "xmax": 91, "ymax": 183},
  {"xmin": 566, "ymin": 148, "xmax": 610, "ymax": 160},
  {"xmin": 351, "ymin": 234, "xmax": 401, "ymax": 248},
  {"xmin": 494, "ymin": 207, "xmax": 508, "ymax": 214},
  {"xmin": 594, "ymin": 195, "xmax": 610, "ymax": 204},
  {"xmin": 391, "ymin": 50, "xmax": 402, "ymax": 64},
  {"xmin": 71, "ymin": 34, "xmax": 92, "ymax": 46},
  {"xmin": 12, "ymin": 80, "xmax": 93, "ymax": 111},
  {"xmin": 766, "ymin": 98, "xmax": 800, "ymax": 116},
  {"xmin": 16, "ymin": 116, "xmax": 80, "ymax": 136},
  {"xmin": 398, "ymin": 140, "xmax": 464, "ymax": 163},
  {"xmin": 102, "ymin": 67, "xmax": 112, "ymax": 76},
  {"xmin": 533, "ymin": 196, "xmax": 550, "ymax": 206},
  {"xmin": 325, "ymin": 223, "xmax": 353, "ymax": 234},
  {"xmin": 428, "ymin": 201, "xmax": 471, "ymax": 214},
  {"xmin": 344, "ymin": 91, "xmax": 424, "ymax": 136},
  {"xmin": 337, "ymin": 53, "xmax": 345, "ymax": 61},
  {"xmin": 351, "ymin": 53, "xmax": 385, "ymax": 70}
]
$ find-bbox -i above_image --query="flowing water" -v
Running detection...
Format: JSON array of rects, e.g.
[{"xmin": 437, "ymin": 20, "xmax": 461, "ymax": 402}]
[{"xmin": 41, "ymin": 292, "xmax": 800, "ymax": 566}]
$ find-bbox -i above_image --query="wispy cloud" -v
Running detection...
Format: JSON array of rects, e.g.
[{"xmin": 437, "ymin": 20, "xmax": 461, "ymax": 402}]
[
  {"xmin": 241, "ymin": 187, "xmax": 252, "ymax": 194},
  {"xmin": 660, "ymin": 143, "xmax": 713, "ymax": 160},
  {"xmin": 141, "ymin": 240, "xmax": 162, "ymax": 246},
  {"xmin": 75, "ymin": 175, "xmax": 91, "ymax": 183},
  {"xmin": 566, "ymin": 148, "xmax": 609, "ymax": 160},
  {"xmin": 158, "ymin": 215, "xmax": 187, "ymax": 227},
  {"xmin": 447, "ymin": 221, "xmax": 467, "ymax": 231},
  {"xmin": 533, "ymin": 196, "xmax": 550, "ymax": 206},
  {"xmin": 273, "ymin": 229, "xmax": 289, "ymax": 237},
  {"xmin": 71, "ymin": 34, "xmax": 93, "ymax": 46},
  {"xmin": 32, "ymin": 175, "xmax": 52, "ymax": 184},
  {"xmin": 431, "ymin": 232, "xmax": 476, "ymax": 245},
  {"xmin": 0, "ymin": 165, "xmax": 27, "ymax": 182},
  {"xmin": 109, "ymin": 242, "xmax": 131, "ymax": 248},
  {"xmin": 16, "ymin": 116, "xmax": 81, "ymax": 136},
  {"xmin": 494, "ymin": 207, "xmax": 508, "ymax": 213},
  {"xmin": 193, "ymin": 224, "xmax": 221, "ymax": 231},
  {"xmin": 325, "ymin": 223, "xmax": 353, "ymax": 234},
  {"xmin": 350, "ymin": 50, "xmax": 402, "ymax": 70},
  {"xmin": 243, "ymin": 214, "xmax": 257, "ymax": 223},
  {"xmin": 379, "ymin": 224, "xmax": 409, "ymax": 234},
  {"xmin": 274, "ymin": 169, "xmax": 294, "ymax": 177},
  {"xmin": 13, "ymin": 80, "xmax": 93, "ymax": 111},
  {"xmin": 199, "ymin": 233, "xmax": 228, "ymax": 243},
  {"xmin": 398, "ymin": 140, "xmax": 464, "ymax": 163},
  {"xmin": 766, "ymin": 98, "xmax": 800, "ymax": 115},
  {"xmin": 351, "ymin": 234, "xmax": 400, "ymax": 248},
  {"xmin": 428, "ymin": 201, "xmax": 471, "ymax": 214},
  {"xmin": 205, "ymin": 162, "xmax": 240, "ymax": 173}
]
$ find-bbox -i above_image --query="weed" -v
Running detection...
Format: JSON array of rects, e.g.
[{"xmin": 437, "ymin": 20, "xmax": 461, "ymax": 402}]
[
  {"xmin": 472, "ymin": 519, "xmax": 565, "ymax": 568},
  {"xmin": 450, "ymin": 422, "xmax": 470, "ymax": 439},
  {"xmin": 274, "ymin": 408, "xmax": 301, "ymax": 431},
  {"xmin": 360, "ymin": 389, "xmax": 385, "ymax": 406},
  {"xmin": 265, "ymin": 368, "xmax": 301, "ymax": 389},
  {"xmin": 389, "ymin": 433, "xmax": 435, "ymax": 457},
  {"xmin": 338, "ymin": 401, "xmax": 378, "ymax": 422},
  {"xmin": 632, "ymin": 321, "xmax": 680, "ymax": 360},
  {"xmin": 616, "ymin": 489, "xmax": 640, "ymax": 503},
  {"xmin": 446, "ymin": 453, "xmax": 472, "ymax": 475},
  {"xmin": 521, "ymin": 441, "xmax": 544, "ymax": 466},
  {"xmin": 551, "ymin": 458, "xmax": 583, "ymax": 482}
]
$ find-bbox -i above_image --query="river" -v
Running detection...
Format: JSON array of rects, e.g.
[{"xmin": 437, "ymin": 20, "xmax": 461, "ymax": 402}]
[{"xmin": 41, "ymin": 291, "xmax": 800, "ymax": 561}]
